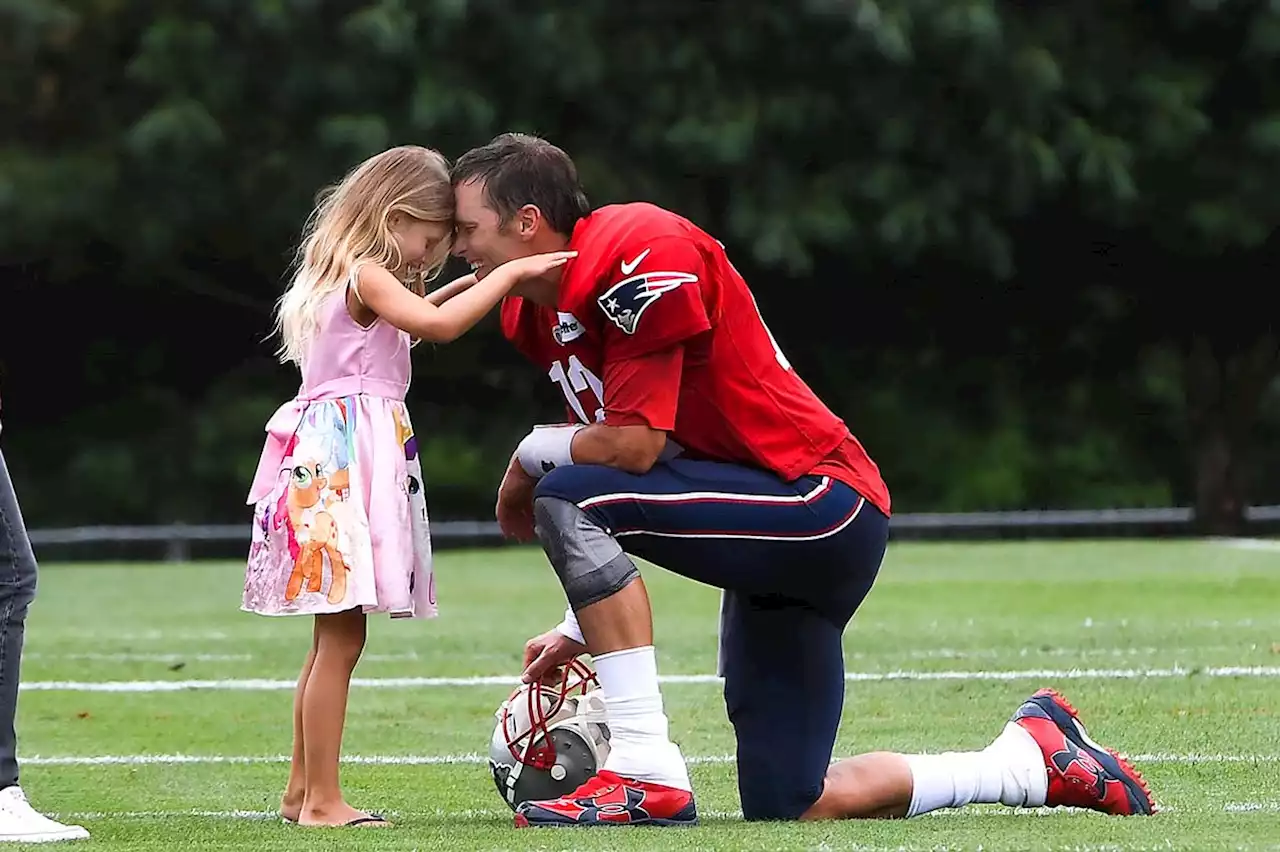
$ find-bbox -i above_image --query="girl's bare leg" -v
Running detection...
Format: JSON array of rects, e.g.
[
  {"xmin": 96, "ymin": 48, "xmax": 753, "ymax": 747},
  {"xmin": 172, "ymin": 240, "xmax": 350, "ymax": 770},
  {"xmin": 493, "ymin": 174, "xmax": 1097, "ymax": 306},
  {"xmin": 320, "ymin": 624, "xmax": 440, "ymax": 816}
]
[
  {"xmin": 280, "ymin": 620, "xmax": 320, "ymax": 822},
  {"xmin": 297, "ymin": 607, "xmax": 389, "ymax": 827}
]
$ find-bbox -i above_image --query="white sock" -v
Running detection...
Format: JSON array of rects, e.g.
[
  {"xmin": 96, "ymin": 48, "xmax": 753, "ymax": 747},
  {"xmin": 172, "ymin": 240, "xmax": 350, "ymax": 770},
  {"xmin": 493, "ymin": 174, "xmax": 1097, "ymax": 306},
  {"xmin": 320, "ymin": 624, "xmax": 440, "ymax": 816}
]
[
  {"xmin": 904, "ymin": 723, "xmax": 1048, "ymax": 817},
  {"xmin": 592, "ymin": 646, "xmax": 691, "ymax": 791}
]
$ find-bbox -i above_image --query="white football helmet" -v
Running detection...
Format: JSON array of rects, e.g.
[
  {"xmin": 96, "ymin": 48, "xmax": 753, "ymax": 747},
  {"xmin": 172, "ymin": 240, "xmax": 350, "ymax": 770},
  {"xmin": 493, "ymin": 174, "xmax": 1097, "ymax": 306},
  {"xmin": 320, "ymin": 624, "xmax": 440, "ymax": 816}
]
[{"xmin": 488, "ymin": 659, "xmax": 611, "ymax": 810}]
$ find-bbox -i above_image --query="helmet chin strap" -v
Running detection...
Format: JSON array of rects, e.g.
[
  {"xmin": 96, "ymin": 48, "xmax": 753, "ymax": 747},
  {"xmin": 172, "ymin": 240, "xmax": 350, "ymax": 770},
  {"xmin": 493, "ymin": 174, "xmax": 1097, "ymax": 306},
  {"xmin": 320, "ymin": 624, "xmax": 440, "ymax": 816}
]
[
  {"xmin": 503, "ymin": 743, "xmax": 528, "ymax": 806},
  {"xmin": 575, "ymin": 689, "xmax": 609, "ymax": 724}
]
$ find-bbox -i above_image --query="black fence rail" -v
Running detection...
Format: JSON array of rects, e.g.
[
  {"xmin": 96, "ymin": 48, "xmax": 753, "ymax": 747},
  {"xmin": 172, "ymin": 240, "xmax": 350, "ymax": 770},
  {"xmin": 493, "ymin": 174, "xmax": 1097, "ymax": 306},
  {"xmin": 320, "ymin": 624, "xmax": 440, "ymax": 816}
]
[{"xmin": 26, "ymin": 506, "xmax": 1280, "ymax": 562}]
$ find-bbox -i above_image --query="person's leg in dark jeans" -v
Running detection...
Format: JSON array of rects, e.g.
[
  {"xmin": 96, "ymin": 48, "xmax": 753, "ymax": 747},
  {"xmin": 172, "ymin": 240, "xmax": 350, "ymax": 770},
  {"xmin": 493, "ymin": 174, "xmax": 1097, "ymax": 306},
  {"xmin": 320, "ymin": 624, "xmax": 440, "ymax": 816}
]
[
  {"xmin": 0, "ymin": 448, "xmax": 38, "ymax": 791},
  {"xmin": 0, "ymin": 448, "xmax": 89, "ymax": 842}
]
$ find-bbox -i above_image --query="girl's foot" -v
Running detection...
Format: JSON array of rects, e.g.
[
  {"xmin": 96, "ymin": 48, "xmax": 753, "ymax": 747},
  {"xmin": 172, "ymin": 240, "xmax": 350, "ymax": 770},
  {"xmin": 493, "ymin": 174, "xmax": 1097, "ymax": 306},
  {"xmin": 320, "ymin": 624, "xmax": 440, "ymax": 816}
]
[
  {"xmin": 297, "ymin": 801, "xmax": 392, "ymax": 828},
  {"xmin": 280, "ymin": 790, "xmax": 304, "ymax": 823}
]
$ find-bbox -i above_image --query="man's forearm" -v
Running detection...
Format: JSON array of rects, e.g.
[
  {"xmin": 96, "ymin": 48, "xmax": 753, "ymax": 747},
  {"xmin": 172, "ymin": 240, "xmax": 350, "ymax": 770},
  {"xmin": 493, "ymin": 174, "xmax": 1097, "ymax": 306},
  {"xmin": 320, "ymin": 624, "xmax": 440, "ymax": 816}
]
[
  {"xmin": 569, "ymin": 424, "xmax": 665, "ymax": 474},
  {"xmin": 515, "ymin": 423, "xmax": 667, "ymax": 479}
]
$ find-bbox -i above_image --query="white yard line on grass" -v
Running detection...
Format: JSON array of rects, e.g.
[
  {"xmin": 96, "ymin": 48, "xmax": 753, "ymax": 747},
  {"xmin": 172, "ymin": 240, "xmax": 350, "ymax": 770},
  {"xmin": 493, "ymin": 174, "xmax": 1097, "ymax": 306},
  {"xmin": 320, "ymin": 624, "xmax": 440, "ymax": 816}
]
[
  {"xmin": 25, "ymin": 653, "xmax": 252, "ymax": 663},
  {"xmin": 22, "ymin": 752, "xmax": 1279, "ymax": 767},
  {"xmin": 58, "ymin": 630, "xmax": 234, "ymax": 641},
  {"xmin": 1215, "ymin": 537, "xmax": 1280, "ymax": 551},
  {"xmin": 848, "ymin": 646, "xmax": 1247, "ymax": 660},
  {"xmin": 50, "ymin": 804, "xmax": 1280, "ymax": 824},
  {"xmin": 25, "ymin": 647, "xmax": 1257, "ymax": 665},
  {"xmin": 52, "ymin": 618, "xmax": 1280, "ymax": 642},
  {"xmin": 49, "ymin": 807, "xmax": 754, "ymax": 821},
  {"xmin": 369, "ymin": 648, "xmax": 1255, "ymax": 662},
  {"xmin": 21, "ymin": 753, "xmax": 727, "ymax": 766},
  {"xmin": 54, "ymin": 809, "xmax": 281, "ymax": 820},
  {"xmin": 19, "ymin": 665, "xmax": 1280, "ymax": 692}
]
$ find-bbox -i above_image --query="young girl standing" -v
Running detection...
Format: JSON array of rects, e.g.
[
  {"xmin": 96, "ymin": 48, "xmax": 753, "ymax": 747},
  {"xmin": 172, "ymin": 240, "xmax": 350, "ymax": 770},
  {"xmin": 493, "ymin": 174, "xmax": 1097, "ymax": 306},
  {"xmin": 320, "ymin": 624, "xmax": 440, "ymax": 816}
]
[{"xmin": 242, "ymin": 145, "xmax": 573, "ymax": 828}]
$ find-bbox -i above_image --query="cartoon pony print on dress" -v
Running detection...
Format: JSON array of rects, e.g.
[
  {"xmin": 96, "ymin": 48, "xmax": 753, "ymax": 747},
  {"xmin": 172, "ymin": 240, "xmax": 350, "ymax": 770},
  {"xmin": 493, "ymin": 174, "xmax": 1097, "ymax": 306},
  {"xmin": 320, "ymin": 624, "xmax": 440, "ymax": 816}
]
[
  {"xmin": 275, "ymin": 404, "xmax": 354, "ymax": 605},
  {"xmin": 394, "ymin": 406, "xmax": 417, "ymax": 460},
  {"xmin": 394, "ymin": 406, "xmax": 420, "ymax": 492},
  {"xmin": 271, "ymin": 433, "xmax": 302, "ymax": 564},
  {"xmin": 392, "ymin": 405, "xmax": 427, "ymax": 599}
]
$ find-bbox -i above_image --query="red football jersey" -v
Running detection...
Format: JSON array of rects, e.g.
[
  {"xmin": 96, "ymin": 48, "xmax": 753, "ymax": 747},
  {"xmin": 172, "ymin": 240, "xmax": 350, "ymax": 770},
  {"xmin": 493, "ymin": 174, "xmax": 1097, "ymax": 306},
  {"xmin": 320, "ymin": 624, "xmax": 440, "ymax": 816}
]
[{"xmin": 500, "ymin": 203, "xmax": 890, "ymax": 516}]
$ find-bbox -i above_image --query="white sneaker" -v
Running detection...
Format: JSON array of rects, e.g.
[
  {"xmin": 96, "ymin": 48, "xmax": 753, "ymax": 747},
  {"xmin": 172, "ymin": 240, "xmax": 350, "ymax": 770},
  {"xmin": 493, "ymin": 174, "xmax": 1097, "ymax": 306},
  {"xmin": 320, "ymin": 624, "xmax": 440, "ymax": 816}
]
[{"xmin": 0, "ymin": 786, "xmax": 89, "ymax": 843}]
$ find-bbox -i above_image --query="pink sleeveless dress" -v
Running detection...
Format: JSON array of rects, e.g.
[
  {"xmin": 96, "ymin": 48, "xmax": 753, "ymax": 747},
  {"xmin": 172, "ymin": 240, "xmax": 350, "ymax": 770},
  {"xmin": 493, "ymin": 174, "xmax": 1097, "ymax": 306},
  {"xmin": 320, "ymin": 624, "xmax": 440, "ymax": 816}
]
[{"xmin": 242, "ymin": 279, "xmax": 436, "ymax": 619}]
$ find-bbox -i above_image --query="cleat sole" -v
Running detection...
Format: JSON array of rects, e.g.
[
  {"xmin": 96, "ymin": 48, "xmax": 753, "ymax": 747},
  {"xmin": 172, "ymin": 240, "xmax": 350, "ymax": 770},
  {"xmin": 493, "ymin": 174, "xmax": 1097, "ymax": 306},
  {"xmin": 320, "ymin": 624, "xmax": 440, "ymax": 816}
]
[
  {"xmin": 514, "ymin": 815, "xmax": 699, "ymax": 828},
  {"xmin": 514, "ymin": 807, "xmax": 698, "ymax": 829}
]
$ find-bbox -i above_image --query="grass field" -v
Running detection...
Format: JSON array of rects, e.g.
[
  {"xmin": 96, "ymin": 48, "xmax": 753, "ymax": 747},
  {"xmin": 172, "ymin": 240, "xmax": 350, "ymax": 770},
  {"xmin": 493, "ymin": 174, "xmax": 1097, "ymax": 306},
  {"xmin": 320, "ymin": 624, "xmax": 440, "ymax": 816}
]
[{"xmin": 14, "ymin": 539, "xmax": 1280, "ymax": 850}]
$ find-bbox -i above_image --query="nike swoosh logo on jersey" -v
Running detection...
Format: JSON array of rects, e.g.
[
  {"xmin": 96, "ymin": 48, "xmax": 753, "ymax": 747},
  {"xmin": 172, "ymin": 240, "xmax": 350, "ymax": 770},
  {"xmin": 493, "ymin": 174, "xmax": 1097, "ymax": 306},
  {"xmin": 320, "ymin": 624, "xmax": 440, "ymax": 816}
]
[{"xmin": 620, "ymin": 248, "xmax": 651, "ymax": 276}]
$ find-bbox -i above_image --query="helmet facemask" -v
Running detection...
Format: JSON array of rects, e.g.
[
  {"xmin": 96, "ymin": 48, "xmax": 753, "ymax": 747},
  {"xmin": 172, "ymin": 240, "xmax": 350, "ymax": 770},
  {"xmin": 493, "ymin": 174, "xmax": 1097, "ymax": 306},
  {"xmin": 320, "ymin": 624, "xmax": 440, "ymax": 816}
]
[{"xmin": 488, "ymin": 659, "xmax": 611, "ymax": 809}]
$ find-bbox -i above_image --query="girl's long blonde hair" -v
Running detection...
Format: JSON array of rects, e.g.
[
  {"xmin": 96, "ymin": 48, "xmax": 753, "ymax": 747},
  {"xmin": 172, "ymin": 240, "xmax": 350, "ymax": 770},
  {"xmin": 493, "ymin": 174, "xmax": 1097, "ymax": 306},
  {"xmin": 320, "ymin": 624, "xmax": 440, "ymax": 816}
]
[{"xmin": 273, "ymin": 145, "xmax": 454, "ymax": 365}]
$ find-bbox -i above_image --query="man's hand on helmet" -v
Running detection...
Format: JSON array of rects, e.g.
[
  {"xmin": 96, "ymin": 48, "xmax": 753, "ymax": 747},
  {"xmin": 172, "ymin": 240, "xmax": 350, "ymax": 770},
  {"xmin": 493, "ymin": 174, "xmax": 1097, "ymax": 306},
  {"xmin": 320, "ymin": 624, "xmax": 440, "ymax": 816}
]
[{"xmin": 521, "ymin": 628, "xmax": 587, "ymax": 685}]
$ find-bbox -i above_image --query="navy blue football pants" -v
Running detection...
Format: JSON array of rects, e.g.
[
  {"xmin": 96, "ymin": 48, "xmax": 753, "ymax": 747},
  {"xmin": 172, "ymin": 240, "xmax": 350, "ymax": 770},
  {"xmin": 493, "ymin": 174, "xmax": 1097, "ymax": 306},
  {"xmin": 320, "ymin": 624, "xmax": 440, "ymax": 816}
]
[{"xmin": 534, "ymin": 457, "xmax": 890, "ymax": 820}]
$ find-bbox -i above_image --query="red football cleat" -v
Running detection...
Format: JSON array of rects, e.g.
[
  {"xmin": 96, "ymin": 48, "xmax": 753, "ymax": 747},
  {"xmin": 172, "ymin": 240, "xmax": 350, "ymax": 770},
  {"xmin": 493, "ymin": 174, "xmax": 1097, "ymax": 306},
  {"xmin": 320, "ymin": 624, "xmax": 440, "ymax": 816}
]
[
  {"xmin": 1012, "ymin": 688, "xmax": 1156, "ymax": 815},
  {"xmin": 513, "ymin": 770, "xmax": 698, "ymax": 827}
]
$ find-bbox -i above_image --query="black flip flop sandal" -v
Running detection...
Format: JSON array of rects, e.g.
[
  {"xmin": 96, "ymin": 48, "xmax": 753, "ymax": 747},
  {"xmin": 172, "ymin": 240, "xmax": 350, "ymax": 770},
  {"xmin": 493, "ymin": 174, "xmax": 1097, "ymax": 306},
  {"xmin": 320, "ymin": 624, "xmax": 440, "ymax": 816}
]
[{"xmin": 344, "ymin": 813, "xmax": 389, "ymax": 827}]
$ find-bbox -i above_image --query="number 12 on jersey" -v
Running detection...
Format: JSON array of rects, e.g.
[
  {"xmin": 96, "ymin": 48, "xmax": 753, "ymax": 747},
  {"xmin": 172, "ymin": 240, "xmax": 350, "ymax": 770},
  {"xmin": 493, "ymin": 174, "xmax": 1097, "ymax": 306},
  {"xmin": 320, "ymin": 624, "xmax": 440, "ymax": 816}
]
[{"xmin": 548, "ymin": 356, "xmax": 605, "ymax": 424}]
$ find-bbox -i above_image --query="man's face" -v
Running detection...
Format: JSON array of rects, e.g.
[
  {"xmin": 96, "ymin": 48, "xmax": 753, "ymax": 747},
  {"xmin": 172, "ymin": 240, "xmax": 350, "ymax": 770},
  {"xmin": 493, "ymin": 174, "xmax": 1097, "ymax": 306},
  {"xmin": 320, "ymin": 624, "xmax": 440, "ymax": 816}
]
[{"xmin": 452, "ymin": 178, "xmax": 534, "ymax": 280}]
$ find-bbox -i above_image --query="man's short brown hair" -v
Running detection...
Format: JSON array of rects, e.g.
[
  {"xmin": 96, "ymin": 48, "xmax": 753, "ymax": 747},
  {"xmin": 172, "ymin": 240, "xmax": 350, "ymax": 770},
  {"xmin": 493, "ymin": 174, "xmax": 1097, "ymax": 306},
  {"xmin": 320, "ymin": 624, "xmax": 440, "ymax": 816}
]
[{"xmin": 451, "ymin": 133, "xmax": 591, "ymax": 235}]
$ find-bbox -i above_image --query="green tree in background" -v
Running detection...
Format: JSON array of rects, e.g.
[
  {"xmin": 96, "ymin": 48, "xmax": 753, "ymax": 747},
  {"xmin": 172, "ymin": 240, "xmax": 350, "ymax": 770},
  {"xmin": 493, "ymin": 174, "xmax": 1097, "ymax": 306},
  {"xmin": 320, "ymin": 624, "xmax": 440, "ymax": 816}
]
[{"xmin": 2, "ymin": 0, "xmax": 1277, "ymax": 533}]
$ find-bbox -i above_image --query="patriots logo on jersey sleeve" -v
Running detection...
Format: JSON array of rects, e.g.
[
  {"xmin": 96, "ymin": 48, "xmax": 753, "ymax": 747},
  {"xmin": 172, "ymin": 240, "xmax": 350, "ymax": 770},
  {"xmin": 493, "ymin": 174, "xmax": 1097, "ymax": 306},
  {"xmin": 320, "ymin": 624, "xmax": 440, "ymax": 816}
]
[{"xmin": 597, "ymin": 271, "xmax": 698, "ymax": 335}]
